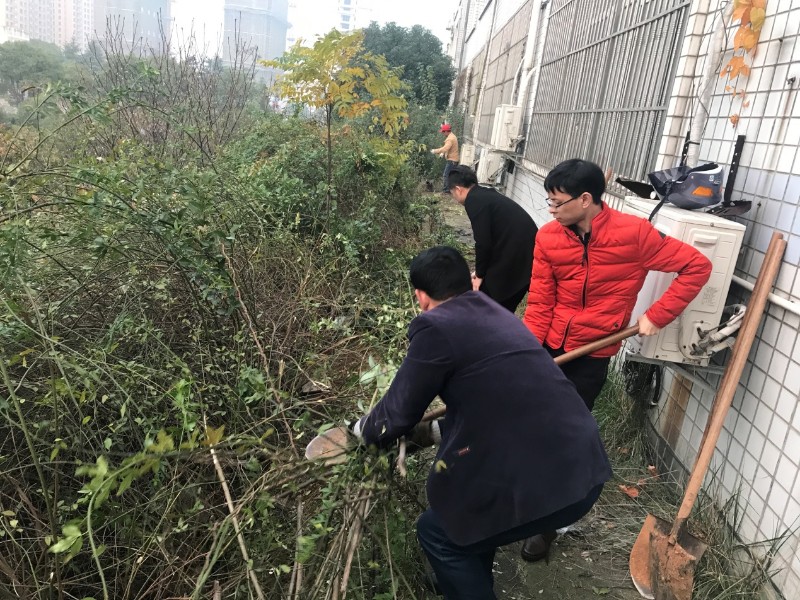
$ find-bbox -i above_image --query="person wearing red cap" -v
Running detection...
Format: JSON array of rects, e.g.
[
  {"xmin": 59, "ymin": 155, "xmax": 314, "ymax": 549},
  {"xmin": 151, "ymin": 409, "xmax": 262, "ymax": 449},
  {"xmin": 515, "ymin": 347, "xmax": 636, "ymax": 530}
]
[{"xmin": 431, "ymin": 123, "xmax": 460, "ymax": 193}]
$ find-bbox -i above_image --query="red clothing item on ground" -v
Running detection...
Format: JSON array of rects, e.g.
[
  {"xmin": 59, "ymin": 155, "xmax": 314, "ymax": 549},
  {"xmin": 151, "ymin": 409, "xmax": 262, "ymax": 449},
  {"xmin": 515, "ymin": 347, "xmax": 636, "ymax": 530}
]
[{"xmin": 524, "ymin": 202, "xmax": 712, "ymax": 357}]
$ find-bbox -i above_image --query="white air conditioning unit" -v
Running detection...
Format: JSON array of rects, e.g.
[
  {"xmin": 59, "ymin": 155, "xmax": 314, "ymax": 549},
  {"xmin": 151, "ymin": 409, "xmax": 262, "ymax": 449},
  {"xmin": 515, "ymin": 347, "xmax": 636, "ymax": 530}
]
[
  {"xmin": 476, "ymin": 150, "xmax": 505, "ymax": 184},
  {"xmin": 623, "ymin": 197, "xmax": 745, "ymax": 366},
  {"xmin": 459, "ymin": 143, "xmax": 476, "ymax": 167},
  {"xmin": 490, "ymin": 104, "xmax": 522, "ymax": 150}
]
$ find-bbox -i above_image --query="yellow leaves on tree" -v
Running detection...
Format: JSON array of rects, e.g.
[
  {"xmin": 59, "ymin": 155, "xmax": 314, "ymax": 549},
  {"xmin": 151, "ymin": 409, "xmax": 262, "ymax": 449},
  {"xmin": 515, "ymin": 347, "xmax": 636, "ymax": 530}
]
[
  {"xmin": 261, "ymin": 30, "xmax": 409, "ymax": 208},
  {"xmin": 264, "ymin": 30, "xmax": 408, "ymax": 137}
]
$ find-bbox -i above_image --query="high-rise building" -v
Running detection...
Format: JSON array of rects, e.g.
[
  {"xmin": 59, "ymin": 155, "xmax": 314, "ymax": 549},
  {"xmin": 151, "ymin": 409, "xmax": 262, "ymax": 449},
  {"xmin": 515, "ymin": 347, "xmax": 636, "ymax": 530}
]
[
  {"xmin": 337, "ymin": 0, "xmax": 370, "ymax": 33},
  {"xmin": 286, "ymin": 0, "xmax": 371, "ymax": 48},
  {"xmin": 222, "ymin": 0, "xmax": 289, "ymax": 63},
  {"xmin": 95, "ymin": 0, "xmax": 171, "ymax": 50},
  {"xmin": 1, "ymin": 0, "xmax": 96, "ymax": 49}
]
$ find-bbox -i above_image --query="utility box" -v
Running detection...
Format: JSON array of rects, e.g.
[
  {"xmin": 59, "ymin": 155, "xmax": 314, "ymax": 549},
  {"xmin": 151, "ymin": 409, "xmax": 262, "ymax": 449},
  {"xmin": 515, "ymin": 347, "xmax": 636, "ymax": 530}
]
[
  {"xmin": 459, "ymin": 143, "xmax": 476, "ymax": 168},
  {"xmin": 491, "ymin": 104, "xmax": 522, "ymax": 150},
  {"xmin": 476, "ymin": 150, "xmax": 505, "ymax": 184},
  {"xmin": 623, "ymin": 197, "xmax": 746, "ymax": 366}
]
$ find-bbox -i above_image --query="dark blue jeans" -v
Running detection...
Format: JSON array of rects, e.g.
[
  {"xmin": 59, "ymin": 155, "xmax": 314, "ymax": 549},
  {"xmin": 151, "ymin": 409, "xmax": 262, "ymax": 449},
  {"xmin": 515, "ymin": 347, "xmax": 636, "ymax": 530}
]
[
  {"xmin": 443, "ymin": 160, "xmax": 458, "ymax": 192},
  {"xmin": 417, "ymin": 484, "xmax": 603, "ymax": 599}
]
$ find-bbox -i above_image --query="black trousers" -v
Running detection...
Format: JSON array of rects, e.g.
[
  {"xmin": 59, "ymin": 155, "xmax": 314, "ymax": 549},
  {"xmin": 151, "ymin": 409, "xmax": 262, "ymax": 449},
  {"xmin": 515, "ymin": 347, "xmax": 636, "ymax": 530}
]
[
  {"xmin": 494, "ymin": 286, "xmax": 528, "ymax": 313},
  {"xmin": 545, "ymin": 345, "xmax": 610, "ymax": 411},
  {"xmin": 417, "ymin": 484, "xmax": 604, "ymax": 600}
]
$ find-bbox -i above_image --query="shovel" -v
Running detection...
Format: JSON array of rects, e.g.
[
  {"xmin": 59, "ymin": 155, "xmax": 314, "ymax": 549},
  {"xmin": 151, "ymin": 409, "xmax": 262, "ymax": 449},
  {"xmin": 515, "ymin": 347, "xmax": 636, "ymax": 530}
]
[
  {"xmin": 305, "ymin": 325, "xmax": 640, "ymax": 463},
  {"xmin": 630, "ymin": 231, "xmax": 786, "ymax": 600}
]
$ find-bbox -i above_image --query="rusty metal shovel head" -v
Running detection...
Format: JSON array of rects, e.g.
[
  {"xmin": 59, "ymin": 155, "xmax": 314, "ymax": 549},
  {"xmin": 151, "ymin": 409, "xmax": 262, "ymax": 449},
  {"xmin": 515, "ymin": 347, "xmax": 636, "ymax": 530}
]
[
  {"xmin": 304, "ymin": 426, "xmax": 353, "ymax": 466},
  {"xmin": 630, "ymin": 514, "xmax": 708, "ymax": 600}
]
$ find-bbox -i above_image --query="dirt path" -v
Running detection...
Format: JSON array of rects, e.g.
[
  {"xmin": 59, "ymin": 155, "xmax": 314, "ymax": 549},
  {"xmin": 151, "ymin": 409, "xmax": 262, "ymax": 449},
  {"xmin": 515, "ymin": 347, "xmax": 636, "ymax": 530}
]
[{"xmin": 428, "ymin": 193, "xmax": 644, "ymax": 599}]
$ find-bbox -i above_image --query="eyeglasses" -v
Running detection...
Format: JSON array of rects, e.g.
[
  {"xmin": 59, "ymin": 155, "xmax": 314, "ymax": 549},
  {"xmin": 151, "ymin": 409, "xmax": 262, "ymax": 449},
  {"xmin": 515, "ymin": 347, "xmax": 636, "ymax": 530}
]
[{"xmin": 545, "ymin": 194, "xmax": 582, "ymax": 210}]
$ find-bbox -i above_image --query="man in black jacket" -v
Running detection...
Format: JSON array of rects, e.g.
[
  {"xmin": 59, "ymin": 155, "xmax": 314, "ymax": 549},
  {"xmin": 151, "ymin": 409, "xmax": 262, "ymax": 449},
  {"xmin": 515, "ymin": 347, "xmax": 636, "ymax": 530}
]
[
  {"xmin": 354, "ymin": 246, "xmax": 612, "ymax": 600},
  {"xmin": 448, "ymin": 165, "xmax": 538, "ymax": 312}
]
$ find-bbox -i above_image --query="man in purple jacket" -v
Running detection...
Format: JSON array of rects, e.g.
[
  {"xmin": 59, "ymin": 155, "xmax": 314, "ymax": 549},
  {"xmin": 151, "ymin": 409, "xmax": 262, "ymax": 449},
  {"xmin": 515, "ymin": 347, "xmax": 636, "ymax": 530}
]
[{"xmin": 354, "ymin": 246, "xmax": 612, "ymax": 599}]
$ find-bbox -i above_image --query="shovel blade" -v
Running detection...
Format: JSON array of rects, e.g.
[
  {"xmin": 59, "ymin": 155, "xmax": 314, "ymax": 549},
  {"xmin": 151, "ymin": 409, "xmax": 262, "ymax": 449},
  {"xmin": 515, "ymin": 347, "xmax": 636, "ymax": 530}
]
[
  {"xmin": 304, "ymin": 426, "xmax": 352, "ymax": 465},
  {"xmin": 630, "ymin": 514, "xmax": 708, "ymax": 600},
  {"xmin": 630, "ymin": 514, "xmax": 659, "ymax": 599},
  {"xmin": 648, "ymin": 516, "xmax": 707, "ymax": 600}
]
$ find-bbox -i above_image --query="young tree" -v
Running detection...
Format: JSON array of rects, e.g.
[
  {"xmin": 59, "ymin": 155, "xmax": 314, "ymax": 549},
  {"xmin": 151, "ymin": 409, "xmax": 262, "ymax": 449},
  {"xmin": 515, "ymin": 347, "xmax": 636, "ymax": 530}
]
[
  {"xmin": 0, "ymin": 41, "xmax": 66, "ymax": 103},
  {"xmin": 265, "ymin": 30, "xmax": 408, "ymax": 210},
  {"xmin": 362, "ymin": 22, "xmax": 456, "ymax": 109}
]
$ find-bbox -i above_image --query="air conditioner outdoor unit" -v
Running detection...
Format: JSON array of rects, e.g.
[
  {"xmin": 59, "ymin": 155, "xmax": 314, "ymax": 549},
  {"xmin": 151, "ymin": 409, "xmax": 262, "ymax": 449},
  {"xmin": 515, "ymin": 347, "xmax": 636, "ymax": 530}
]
[
  {"xmin": 623, "ymin": 197, "xmax": 745, "ymax": 366},
  {"xmin": 459, "ymin": 143, "xmax": 476, "ymax": 167},
  {"xmin": 490, "ymin": 104, "xmax": 522, "ymax": 150},
  {"xmin": 476, "ymin": 150, "xmax": 505, "ymax": 184}
]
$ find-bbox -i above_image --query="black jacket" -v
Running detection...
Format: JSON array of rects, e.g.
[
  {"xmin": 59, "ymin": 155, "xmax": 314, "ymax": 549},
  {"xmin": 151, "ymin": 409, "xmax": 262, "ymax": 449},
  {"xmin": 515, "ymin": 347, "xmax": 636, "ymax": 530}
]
[
  {"xmin": 464, "ymin": 186, "xmax": 538, "ymax": 302},
  {"xmin": 359, "ymin": 292, "xmax": 612, "ymax": 545}
]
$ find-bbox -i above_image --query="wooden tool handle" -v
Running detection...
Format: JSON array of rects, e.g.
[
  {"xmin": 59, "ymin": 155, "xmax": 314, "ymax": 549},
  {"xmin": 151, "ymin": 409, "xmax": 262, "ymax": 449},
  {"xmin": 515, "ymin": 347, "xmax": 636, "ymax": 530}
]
[
  {"xmin": 669, "ymin": 231, "xmax": 786, "ymax": 541},
  {"xmin": 420, "ymin": 324, "xmax": 640, "ymax": 423}
]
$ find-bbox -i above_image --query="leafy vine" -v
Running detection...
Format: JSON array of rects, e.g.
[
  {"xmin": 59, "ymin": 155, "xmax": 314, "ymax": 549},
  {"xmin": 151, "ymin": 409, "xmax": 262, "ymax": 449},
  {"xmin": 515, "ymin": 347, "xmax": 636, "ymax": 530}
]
[{"xmin": 720, "ymin": 0, "xmax": 767, "ymax": 126}]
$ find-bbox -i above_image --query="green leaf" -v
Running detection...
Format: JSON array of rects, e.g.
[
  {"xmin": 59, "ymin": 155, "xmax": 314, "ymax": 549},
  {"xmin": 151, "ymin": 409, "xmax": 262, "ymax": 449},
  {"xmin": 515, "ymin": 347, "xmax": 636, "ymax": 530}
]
[
  {"xmin": 592, "ymin": 587, "xmax": 610, "ymax": 595},
  {"xmin": 202, "ymin": 425, "xmax": 225, "ymax": 447}
]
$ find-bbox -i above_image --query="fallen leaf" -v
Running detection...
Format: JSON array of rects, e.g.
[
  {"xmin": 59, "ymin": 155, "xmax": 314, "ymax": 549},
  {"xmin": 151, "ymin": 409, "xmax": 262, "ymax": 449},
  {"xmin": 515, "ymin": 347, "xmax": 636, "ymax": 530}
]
[
  {"xmin": 618, "ymin": 447, "xmax": 630, "ymax": 455},
  {"xmin": 730, "ymin": 114, "xmax": 740, "ymax": 127},
  {"xmin": 743, "ymin": 101, "xmax": 751, "ymax": 108},
  {"xmin": 619, "ymin": 484, "xmax": 640, "ymax": 499},
  {"xmin": 647, "ymin": 465, "xmax": 660, "ymax": 479},
  {"xmin": 637, "ymin": 478, "xmax": 647, "ymax": 487},
  {"xmin": 593, "ymin": 587, "xmax": 611, "ymax": 596},
  {"xmin": 606, "ymin": 522, "xmax": 617, "ymax": 529}
]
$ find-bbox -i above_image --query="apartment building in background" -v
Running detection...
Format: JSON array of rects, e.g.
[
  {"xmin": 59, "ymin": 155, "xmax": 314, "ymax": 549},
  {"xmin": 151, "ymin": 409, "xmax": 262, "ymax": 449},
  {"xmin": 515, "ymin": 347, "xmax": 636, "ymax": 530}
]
[
  {"xmin": 95, "ymin": 0, "xmax": 171, "ymax": 49},
  {"xmin": 1, "ymin": 0, "xmax": 170, "ymax": 50},
  {"xmin": 285, "ymin": 0, "xmax": 372, "ymax": 47},
  {"xmin": 222, "ymin": 0, "xmax": 289, "ymax": 63}
]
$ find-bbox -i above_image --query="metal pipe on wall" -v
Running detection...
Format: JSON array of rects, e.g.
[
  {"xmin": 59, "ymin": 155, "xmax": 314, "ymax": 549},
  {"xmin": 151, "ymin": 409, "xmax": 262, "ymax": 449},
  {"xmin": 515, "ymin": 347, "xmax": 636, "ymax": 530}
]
[{"xmin": 731, "ymin": 275, "xmax": 800, "ymax": 316}]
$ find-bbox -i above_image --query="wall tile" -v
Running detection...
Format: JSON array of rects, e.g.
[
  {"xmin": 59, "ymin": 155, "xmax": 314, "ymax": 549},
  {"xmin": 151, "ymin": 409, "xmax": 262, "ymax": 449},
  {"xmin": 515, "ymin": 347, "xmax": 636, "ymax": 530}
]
[
  {"xmin": 775, "ymin": 387, "xmax": 798, "ymax": 424},
  {"xmin": 770, "ymin": 414, "xmax": 790, "ymax": 447},
  {"xmin": 785, "ymin": 360, "xmax": 800, "ymax": 395}
]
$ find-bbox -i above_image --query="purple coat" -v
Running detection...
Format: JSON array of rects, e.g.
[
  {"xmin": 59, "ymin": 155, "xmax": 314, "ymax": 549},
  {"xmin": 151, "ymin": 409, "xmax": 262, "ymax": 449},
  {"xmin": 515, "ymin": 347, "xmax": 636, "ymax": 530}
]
[{"xmin": 359, "ymin": 292, "xmax": 612, "ymax": 545}]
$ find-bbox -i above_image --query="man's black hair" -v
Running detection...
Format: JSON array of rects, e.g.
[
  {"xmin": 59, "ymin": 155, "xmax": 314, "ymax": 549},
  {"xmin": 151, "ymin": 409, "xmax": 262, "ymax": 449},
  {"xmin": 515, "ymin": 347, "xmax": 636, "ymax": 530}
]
[
  {"xmin": 544, "ymin": 159, "xmax": 605, "ymax": 204},
  {"xmin": 447, "ymin": 165, "xmax": 478, "ymax": 190},
  {"xmin": 409, "ymin": 246, "xmax": 471, "ymax": 301}
]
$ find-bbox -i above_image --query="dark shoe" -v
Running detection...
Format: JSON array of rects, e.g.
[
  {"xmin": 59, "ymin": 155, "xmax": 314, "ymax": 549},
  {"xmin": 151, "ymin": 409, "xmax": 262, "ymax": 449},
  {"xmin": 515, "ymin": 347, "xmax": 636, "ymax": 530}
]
[{"xmin": 520, "ymin": 531, "xmax": 557, "ymax": 563}]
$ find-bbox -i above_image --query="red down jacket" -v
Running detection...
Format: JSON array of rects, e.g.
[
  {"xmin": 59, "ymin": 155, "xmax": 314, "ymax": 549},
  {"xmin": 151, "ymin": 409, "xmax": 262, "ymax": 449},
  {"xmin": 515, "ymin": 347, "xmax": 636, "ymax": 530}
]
[{"xmin": 523, "ymin": 203, "xmax": 712, "ymax": 357}]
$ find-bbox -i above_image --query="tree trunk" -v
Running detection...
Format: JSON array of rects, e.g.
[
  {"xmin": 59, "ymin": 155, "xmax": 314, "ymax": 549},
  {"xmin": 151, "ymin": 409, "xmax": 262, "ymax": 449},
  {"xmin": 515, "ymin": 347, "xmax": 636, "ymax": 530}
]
[{"xmin": 326, "ymin": 104, "xmax": 332, "ymax": 214}]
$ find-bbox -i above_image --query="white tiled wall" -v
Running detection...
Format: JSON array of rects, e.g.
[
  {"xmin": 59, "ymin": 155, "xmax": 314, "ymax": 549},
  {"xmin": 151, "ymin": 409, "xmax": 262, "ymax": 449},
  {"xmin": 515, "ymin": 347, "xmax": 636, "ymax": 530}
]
[
  {"xmin": 505, "ymin": 0, "xmax": 800, "ymax": 594},
  {"xmin": 652, "ymin": 1, "xmax": 800, "ymax": 594}
]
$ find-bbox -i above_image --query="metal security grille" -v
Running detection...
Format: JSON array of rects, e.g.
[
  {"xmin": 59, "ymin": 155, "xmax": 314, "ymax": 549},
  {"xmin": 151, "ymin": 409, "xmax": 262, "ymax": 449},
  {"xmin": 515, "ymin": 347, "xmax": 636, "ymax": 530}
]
[
  {"xmin": 526, "ymin": 0, "xmax": 689, "ymax": 181},
  {"xmin": 475, "ymin": 0, "xmax": 533, "ymax": 144}
]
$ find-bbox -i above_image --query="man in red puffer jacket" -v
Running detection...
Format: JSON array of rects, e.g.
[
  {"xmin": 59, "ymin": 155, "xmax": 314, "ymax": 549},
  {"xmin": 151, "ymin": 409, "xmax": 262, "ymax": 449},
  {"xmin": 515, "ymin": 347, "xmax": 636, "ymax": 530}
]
[{"xmin": 519, "ymin": 158, "xmax": 712, "ymax": 562}]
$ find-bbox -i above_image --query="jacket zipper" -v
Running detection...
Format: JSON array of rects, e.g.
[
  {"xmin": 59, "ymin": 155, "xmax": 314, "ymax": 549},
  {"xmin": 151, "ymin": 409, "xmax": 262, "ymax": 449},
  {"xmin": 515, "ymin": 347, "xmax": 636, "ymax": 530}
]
[
  {"xmin": 561, "ymin": 228, "xmax": 589, "ymax": 347},
  {"xmin": 581, "ymin": 238, "xmax": 589, "ymax": 308}
]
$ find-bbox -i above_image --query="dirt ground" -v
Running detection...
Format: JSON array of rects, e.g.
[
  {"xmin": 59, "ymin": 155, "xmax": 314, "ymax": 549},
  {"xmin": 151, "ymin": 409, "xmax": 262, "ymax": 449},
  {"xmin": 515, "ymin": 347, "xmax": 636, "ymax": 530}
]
[{"xmin": 428, "ymin": 192, "xmax": 644, "ymax": 600}]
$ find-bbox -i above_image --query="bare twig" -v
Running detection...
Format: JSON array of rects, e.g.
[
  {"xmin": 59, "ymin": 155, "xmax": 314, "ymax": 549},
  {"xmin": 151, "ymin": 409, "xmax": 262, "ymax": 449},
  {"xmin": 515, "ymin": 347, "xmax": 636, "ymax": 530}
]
[
  {"xmin": 287, "ymin": 501, "xmax": 304, "ymax": 600},
  {"xmin": 207, "ymin": 434, "xmax": 266, "ymax": 600},
  {"xmin": 220, "ymin": 242, "xmax": 299, "ymax": 457}
]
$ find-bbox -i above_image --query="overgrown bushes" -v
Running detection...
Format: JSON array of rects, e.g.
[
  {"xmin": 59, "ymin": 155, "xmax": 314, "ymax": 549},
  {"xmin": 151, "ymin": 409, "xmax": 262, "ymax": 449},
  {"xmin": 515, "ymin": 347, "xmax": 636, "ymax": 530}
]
[{"xmin": 1, "ymin": 40, "xmax": 444, "ymax": 599}]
